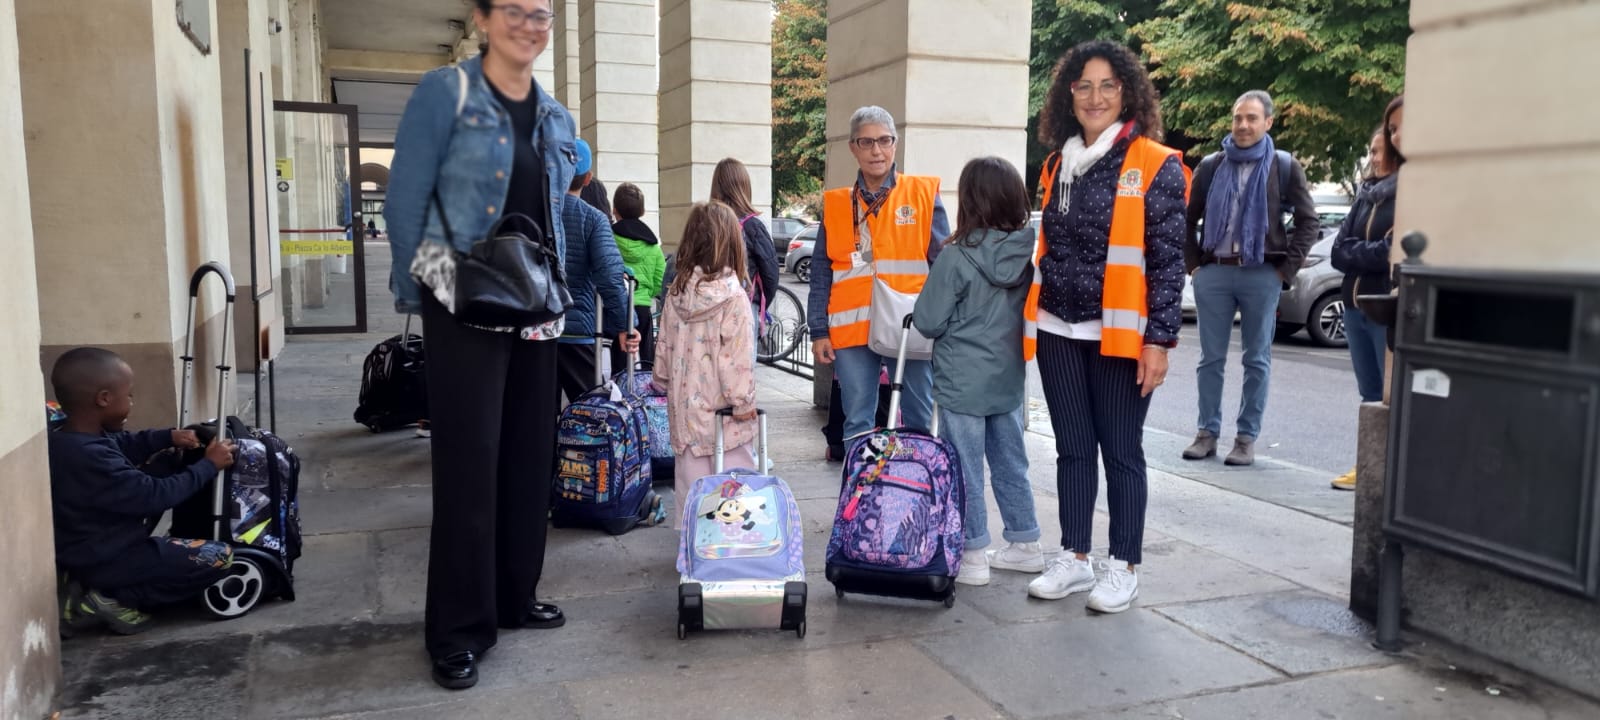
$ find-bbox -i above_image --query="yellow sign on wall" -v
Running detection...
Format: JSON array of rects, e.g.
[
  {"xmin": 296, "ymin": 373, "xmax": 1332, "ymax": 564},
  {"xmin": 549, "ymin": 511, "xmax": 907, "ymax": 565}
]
[
  {"xmin": 280, "ymin": 240, "xmax": 352, "ymax": 255},
  {"xmin": 275, "ymin": 158, "xmax": 294, "ymax": 181}
]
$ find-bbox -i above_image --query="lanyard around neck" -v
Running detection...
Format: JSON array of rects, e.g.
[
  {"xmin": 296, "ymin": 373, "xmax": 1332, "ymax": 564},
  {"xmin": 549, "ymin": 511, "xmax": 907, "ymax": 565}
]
[{"xmin": 852, "ymin": 183, "xmax": 892, "ymax": 250}]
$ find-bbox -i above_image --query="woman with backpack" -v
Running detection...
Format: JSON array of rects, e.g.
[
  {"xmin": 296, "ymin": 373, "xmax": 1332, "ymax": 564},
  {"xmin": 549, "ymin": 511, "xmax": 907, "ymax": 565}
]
[
  {"xmin": 710, "ymin": 158, "xmax": 780, "ymax": 312},
  {"xmin": 385, "ymin": 0, "xmax": 578, "ymax": 691}
]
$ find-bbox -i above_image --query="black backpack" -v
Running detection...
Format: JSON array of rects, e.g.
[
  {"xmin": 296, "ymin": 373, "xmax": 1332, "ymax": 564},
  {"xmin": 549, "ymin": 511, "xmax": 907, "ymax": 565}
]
[{"xmin": 353, "ymin": 323, "xmax": 428, "ymax": 433}]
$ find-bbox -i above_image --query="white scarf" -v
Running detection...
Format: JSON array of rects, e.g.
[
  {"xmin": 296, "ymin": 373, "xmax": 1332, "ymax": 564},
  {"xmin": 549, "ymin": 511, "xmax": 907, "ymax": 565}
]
[{"xmin": 1055, "ymin": 121, "xmax": 1124, "ymax": 211}]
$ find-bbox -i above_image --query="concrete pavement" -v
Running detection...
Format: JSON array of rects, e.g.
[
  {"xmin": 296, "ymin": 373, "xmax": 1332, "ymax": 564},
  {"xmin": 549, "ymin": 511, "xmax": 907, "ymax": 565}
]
[{"xmin": 53, "ymin": 308, "xmax": 1600, "ymax": 719}]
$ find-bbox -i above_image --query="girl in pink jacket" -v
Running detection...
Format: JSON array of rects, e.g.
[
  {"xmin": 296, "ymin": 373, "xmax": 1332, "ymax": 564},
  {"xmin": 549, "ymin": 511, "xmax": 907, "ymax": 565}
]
[{"xmin": 654, "ymin": 202, "xmax": 760, "ymax": 529}]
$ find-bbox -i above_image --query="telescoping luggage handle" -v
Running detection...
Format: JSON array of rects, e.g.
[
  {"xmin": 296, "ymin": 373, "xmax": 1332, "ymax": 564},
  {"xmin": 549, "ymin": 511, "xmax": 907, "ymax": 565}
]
[
  {"xmin": 178, "ymin": 262, "xmax": 238, "ymax": 543},
  {"xmin": 594, "ymin": 275, "xmax": 642, "ymax": 394},
  {"xmin": 714, "ymin": 408, "xmax": 769, "ymax": 474},
  {"xmin": 888, "ymin": 314, "xmax": 940, "ymax": 436}
]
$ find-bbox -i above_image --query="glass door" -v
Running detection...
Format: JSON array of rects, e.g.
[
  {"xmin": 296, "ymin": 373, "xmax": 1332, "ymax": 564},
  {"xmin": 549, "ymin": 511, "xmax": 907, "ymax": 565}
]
[{"xmin": 272, "ymin": 101, "xmax": 367, "ymax": 334}]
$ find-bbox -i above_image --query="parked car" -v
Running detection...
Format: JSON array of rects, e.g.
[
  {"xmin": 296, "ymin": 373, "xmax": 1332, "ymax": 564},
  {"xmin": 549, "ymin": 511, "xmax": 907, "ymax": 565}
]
[
  {"xmin": 784, "ymin": 224, "xmax": 819, "ymax": 282},
  {"xmin": 1276, "ymin": 233, "xmax": 1347, "ymax": 347},
  {"xmin": 769, "ymin": 217, "xmax": 812, "ymax": 260}
]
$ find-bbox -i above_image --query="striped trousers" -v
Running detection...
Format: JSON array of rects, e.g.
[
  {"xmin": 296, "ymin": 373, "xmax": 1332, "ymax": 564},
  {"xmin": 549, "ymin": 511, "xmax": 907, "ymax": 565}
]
[{"xmin": 1036, "ymin": 332, "xmax": 1152, "ymax": 565}]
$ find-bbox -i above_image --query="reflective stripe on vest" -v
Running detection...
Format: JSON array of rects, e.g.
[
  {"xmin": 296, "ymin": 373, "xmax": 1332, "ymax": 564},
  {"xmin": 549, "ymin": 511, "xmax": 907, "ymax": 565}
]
[
  {"xmin": 821, "ymin": 174, "xmax": 940, "ymax": 349},
  {"xmin": 1022, "ymin": 137, "xmax": 1188, "ymax": 361}
]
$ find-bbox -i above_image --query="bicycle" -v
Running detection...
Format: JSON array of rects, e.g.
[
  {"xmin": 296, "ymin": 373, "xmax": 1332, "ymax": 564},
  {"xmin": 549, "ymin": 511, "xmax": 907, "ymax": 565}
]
[{"xmin": 755, "ymin": 284, "xmax": 806, "ymax": 364}]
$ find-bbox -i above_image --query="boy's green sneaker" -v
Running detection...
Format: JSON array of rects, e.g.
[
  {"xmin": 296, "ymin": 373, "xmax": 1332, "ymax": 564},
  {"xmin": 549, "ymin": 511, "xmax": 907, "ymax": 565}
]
[
  {"xmin": 80, "ymin": 590, "xmax": 152, "ymax": 635},
  {"xmin": 58, "ymin": 573, "xmax": 94, "ymax": 638}
]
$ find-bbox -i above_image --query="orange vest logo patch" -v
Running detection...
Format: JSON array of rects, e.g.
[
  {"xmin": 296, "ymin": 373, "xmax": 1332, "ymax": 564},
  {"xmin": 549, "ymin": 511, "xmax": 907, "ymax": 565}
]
[
  {"xmin": 1116, "ymin": 168, "xmax": 1144, "ymax": 198},
  {"xmin": 894, "ymin": 205, "xmax": 917, "ymax": 225}
]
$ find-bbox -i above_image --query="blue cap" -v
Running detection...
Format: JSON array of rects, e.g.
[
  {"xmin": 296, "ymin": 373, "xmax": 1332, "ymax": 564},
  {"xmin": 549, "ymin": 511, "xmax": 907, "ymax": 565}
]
[{"xmin": 574, "ymin": 138, "xmax": 593, "ymax": 176}]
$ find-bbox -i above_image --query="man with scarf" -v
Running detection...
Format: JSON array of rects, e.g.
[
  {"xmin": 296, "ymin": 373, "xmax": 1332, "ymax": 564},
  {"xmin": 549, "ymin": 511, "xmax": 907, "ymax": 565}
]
[{"xmin": 1181, "ymin": 90, "xmax": 1319, "ymax": 466}]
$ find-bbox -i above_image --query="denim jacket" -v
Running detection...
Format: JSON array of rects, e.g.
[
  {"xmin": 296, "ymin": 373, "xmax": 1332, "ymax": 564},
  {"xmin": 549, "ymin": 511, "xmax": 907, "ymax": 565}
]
[{"xmin": 385, "ymin": 56, "xmax": 578, "ymax": 313}]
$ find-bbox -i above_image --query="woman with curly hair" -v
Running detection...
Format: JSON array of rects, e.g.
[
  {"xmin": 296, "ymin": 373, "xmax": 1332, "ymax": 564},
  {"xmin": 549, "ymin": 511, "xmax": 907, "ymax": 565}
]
[{"xmin": 1021, "ymin": 40, "xmax": 1190, "ymax": 613}]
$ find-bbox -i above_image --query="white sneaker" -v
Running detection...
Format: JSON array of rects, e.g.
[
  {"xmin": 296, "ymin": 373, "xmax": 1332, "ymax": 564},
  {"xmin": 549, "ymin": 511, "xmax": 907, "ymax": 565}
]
[
  {"xmin": 1027, "ymin": 556, "xmax": 1096, "ymax": 600},
  {"xmin": 987, "ymin": 542, "xmax": 1046, "ymax": 573},
  {"xmin": 955, "ymin": 548, "xmax": 990, "ymax": 586},
  {"xmin": 1086, "ymin": 558, "xmax": 1139, "ymax": 614}
]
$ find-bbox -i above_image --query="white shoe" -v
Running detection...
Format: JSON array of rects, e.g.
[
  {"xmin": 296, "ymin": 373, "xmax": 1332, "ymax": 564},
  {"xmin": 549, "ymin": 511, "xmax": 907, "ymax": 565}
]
[
  {"xmin": 955, "ymin": 549, "xmax": 990, "ymax": 586},
  {"xmin": 1086, "ymin": 558, "xmax": 1139, "ymax": 614},
  {"xmin": 414, "ymin": 425, "xmax": 432, "ymax": 439},
  {"xmin": 987, "ymin": 542, "xmax": 1046, "ymax": 573},
  {"xmin": 1027, "ymin": 555, "xmax": 1096, "ymax": 600}
]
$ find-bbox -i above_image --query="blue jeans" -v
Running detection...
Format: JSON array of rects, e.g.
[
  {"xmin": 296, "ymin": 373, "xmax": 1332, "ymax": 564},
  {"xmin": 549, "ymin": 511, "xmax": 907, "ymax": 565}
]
[
  {"xmin": 938, "ymin": 406, "xmax": 1040, "ymax": 550},
  {"xmin": 1193, "ymin": 263, "xmax": 1282, "ymax": 439},
  {"xmin": 833, "ymin": 345, "xmax": 932, "ymax": 440},
  {"xmin": 1344, "ymin": 306, "xmax": 1388, "ymax": 403}
]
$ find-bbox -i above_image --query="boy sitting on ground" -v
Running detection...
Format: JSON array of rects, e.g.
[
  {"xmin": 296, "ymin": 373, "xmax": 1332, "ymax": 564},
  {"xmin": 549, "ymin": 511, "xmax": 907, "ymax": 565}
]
[{"xmin": 49, "ymin": 347, "xmax": 237, "ymax": 635}]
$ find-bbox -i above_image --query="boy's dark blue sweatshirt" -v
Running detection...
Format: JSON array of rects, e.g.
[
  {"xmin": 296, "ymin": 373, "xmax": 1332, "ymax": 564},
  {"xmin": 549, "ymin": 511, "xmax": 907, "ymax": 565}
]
[{"xmin": 49, "ymin": 428, "xmax": 219, "ymax": 587}]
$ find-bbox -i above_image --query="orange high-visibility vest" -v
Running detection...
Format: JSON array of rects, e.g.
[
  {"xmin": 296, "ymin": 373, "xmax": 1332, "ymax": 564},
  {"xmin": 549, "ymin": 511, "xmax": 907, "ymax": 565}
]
[
  {"xmin": 1023, "ymin": 136, "xmax": 1190, "ymax": 361},
  {"xmin": 821, "ymin": 174, "xmax": 940, "ymax": 349}
]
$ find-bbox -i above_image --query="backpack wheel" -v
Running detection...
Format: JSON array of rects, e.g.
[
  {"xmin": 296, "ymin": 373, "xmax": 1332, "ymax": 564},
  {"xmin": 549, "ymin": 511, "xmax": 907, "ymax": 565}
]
[
  {"xmin": 204, "ymin": 554, "xmax": 266, "ymax": 619},
  {"xmin": 796, "ymin": 621, "xmax": 806, "ymax": 639},
  {"xmin": 676, "ymin": 622, "xmax": 687, "ymax": 640},
  {"xmin": 835, "ymin": 587, "xmax": 844, "ymax": 600},
  {"xmin": 943, "ymin": 593, "xmax": 956, "ymax": 609}
]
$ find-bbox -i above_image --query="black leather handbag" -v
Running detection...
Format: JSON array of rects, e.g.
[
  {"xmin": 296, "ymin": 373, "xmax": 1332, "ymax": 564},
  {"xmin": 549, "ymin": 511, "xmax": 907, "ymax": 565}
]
[{"xmin": 433, "ymin": 193, "xmax": 572, "ymax": 327}]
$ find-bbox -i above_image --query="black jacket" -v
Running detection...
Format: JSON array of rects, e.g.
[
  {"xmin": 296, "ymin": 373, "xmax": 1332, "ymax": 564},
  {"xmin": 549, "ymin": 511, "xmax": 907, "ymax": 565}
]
[
  {"xmin": 741, "ymin": 216, "xmax": 780, "ymax": 307},
  {"xmin": 49, "ymin": 429, "xmax": 219, "ymax": 586},
  {"xmin": 1037, "ymin": 134, "xmax": 1189, "ymax": 346},
  {"xmin": 1331, "ymin": 174, "xmax": 1397, "ymax": 307},
  {"xmin": 1185, "ymin": 149, "xmax": 1320, "ymax": 285}
]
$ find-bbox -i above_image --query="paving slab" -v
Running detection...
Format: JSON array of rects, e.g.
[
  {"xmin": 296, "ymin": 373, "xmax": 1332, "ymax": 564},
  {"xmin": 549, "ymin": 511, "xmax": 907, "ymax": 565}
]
[
  {"xmin": 58, "ymin": 635, "xmax": 252, "ymax": 720},
  {"xmin": 1154, "ymin": 590, "xmax": 1390, "ymax": 676},
  {"xmin": 374, "ymin": 527, "xmax": 429, "ymax": 619},
  {"xmin": 1175, "ymin": 468, "xmax": 1356, "ymax": 524},
  {"xmin": 305, "ymin": 683, "xmax": 575, "ymax": 720},
  {"xmin": 916, "ymin": 613, "xmax": 1281, "ymax": 719},
  {"xmin": 1074, "ymin": 662, "xmax": 1600, "ymax": 720},
  {"xmin": 561, "ymin": 641, "xmax": 1004, "ymax": 720},
  {"xmin": 300, "ymin": 487, "xmax": 432, "ymax": 536}
]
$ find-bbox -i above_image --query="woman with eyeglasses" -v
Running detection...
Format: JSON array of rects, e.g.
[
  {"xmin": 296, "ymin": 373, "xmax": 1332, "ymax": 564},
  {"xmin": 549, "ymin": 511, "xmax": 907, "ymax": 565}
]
[
  {"xmin": 1022, "ymin": 40, "xmax": 1189, "ymax": 613},
  {"xmin": 385, "ymin": 0, "xmax": 574, "ymax": 690},
  {"xmin": 1330, "ymin": 96, "xmax": 1405, "ymax": 492},
  {"xmin": 805, "ymin": 105, "xmax": 950, "ymax": 453}
]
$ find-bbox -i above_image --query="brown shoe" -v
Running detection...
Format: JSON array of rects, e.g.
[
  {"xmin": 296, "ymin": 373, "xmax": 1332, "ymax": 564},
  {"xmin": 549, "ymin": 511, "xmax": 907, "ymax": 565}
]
[
  {"xmin": 1224, "ymin": 437, "xmax": 1256, "ymax": 466},
  {"xmin": 1182, "ymin": 431, "xmax": 1217, "ymax": 460}
]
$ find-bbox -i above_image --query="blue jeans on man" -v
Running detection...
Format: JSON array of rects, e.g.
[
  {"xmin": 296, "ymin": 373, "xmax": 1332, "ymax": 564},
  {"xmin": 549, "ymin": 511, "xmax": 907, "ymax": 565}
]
[
  {"xmin": 938, "ymin": 406, "xmax": 1040, "ymax": 551},
  {"xmin": 1193, "ymin": 263, "xmax": 1282, "ymax": 440},
  {"xmin": 832, "ymin": 345, "xmax": 932, "ymax": 440}
]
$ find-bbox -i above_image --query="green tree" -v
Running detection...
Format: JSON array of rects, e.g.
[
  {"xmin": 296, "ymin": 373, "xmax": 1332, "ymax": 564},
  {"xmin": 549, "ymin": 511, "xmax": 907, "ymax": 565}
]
[
  {"xmin": 1133, "ymin": 0, "xmax": 1408, "ymax": 183},
  {"xmin": 771, "ymin": 0, "xmax": 827, "ymax": 215}
]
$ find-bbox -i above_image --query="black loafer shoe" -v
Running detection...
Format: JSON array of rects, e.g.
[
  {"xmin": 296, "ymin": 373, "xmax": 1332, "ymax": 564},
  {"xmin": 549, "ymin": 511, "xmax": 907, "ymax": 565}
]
[
  {"xmin": 432, "ymin": 650, "xmax": 478, "ymax": 690},
  {"xmin": 516, "ymin": 601, "xmax": 565, "ymax": 629}
]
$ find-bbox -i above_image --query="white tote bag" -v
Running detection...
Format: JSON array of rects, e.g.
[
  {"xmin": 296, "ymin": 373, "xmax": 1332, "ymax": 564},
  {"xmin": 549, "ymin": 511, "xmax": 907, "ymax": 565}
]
[{"xmin": 867, "ymin": 277, "xmax": 933, "ymax": 361}]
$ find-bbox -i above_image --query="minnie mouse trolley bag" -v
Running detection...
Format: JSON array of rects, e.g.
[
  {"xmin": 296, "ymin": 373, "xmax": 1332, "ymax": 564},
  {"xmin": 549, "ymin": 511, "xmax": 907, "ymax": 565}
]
[{"xmin": 676, "ymin": 409, "xmax": 807, "ymax": 639}]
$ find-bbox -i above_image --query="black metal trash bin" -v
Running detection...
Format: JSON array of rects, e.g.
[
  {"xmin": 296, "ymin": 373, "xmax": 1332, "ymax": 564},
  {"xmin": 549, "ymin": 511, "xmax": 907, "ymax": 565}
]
[{"xmin": 1375, "ymin": 263, "xmax": 1600, "ymax": 649}]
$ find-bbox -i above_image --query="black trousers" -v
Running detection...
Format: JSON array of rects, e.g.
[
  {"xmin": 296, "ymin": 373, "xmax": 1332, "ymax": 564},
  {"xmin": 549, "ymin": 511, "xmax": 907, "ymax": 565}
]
[
  {"xmin": 608, "ymin": 305, "xmax": 655, "ymax": 374},
  {"xmin": 557, "ymin": 342, "xmax": 601, "ymax": 405},
  {"xmin": 421, "ymin": 294, "xmax": 559, "ymax": 658},
  {"xmin": 1036, "ymin": 333, "xmax": 1153, "ymax": 565},
  {"xmin": 99, "ymin": 536, "xmax": 233, "ymax": 609}
]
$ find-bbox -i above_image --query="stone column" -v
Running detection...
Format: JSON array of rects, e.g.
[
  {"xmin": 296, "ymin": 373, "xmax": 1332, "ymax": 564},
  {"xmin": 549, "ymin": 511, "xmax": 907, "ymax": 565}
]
[
  {"xmin": 825, "ymin": 0, "xmax": 1030, "ymax": 210},
  {"xmin": 579, "ymin": 0, "xmax": 659, "ymax": 228},
  {"xmin": 817, "ymin": 0, "xmax": 1031, "ymax": 399},
  {"xmin": 658, "ymin": 0, "xmax": 772, "ymax": 251},
  {"xmin": 20, "ymin": 0, "xmax": 236, "ymax": 426},
  {"xmin": 552, "ymin": 0, "xmax": 582, "ymax": 120},
  {"xmin": 0, "ymin": 3, "xmax": 59, "ymax": 716}
]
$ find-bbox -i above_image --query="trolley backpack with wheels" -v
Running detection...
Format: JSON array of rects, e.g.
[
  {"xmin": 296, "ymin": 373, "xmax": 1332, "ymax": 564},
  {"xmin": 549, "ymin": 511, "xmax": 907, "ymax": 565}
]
[
  {"xmin": 677, "ymin": 409, "xmax": 807, "ymax": 639},
  {"xmin": 613, "ymin": 361, "xmax": 673, "ymax": 482},
  {"xmin": 164, "ymin": 262, "xmax": 301, "ymax": 619},
  {"xmin": 825, "ymin": 315, "xmax": 965, "ymax": 607},
  {"xmin": 552, "ymin": 281, "xmax": 664, "ymax": 534},
  {"xmin": 353, "ymin": 314, "xmax": 427, "ymax": 432}
]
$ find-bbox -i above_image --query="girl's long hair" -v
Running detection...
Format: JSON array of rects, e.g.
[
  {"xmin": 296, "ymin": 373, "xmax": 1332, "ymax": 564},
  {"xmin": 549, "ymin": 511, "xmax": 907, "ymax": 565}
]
[
  {"xmin": 709, "ymin": 158, "xmax": 759, "ymax": 218},
  {"xmin": 670, "ymin": 202, "xmax": 748, "ymax": 295},
  {"xmin": 947, "ymin": 156, "xmax": 1031, "ymax": 246}
]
